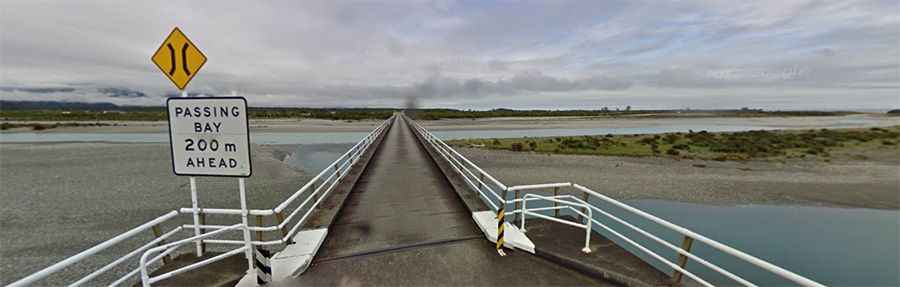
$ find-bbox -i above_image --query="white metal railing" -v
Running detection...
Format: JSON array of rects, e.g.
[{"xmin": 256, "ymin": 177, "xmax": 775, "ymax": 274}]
[
  {"xmin": 139, "ymin": 224, "xmax": 245, "ymax": 287},
  {"xmin": 519, "ymin": 193, "xmax": 592, "ymax": 254},
  {"xmin": 407, "ymin": 116, "xmax": 825, "ymax": 287},
  {"xmin": 8, "ymin": 115, "xmax": 394, "ymax": 287}
]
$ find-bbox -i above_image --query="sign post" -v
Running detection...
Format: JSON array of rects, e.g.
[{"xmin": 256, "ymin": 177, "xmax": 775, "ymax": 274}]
[
  {"xmin": 166, "ymin": 97, "xmax": 254, "ymax": 272},
  {"xmin": 153, "ymin": 27, "xmax": 254, "ymax": 275}
]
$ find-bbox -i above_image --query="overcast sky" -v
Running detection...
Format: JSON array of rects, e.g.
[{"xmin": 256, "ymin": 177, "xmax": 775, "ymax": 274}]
[{"xmin": 1, "ymin": 1, "xmax": 898, "ymax": 109}]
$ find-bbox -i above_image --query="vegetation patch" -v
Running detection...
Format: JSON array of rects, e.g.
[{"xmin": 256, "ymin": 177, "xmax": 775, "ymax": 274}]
[{"xmin": 447, "ymin": 126, "xmax": 900, "ymax": 161}]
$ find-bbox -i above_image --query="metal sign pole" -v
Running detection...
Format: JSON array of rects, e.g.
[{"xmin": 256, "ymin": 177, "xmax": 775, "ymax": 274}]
[
  {"xmin": 189, "ymin": 177, "xmax": 203, "ymax": 257},
  {"xmin": 238, "ymin": 178, "xmax": 255, "ymax": 273},
  {"xmin": 180, "ymin": 90, "xmax": 205, "ymax": 258}
]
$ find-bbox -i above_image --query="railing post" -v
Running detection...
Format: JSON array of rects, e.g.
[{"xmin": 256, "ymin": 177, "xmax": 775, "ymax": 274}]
[
  {"xmin": 500, "ymin": 189, "xmax": 509, "ymax": 218},
  {"xmin": 580, "ymin": 192, "xmax": 590, "ymax": 223},
  {"xmin": 276, "ymin": 211, "xmax": 290, "ymax": 244},
  {"xmin": 256, "ymin": 215, "xmax": 264, "ymax": 242},
  {"xmin": 151, "ymin": 225, "xmax": 172, "ymax": 265},
  {"xmin": 672, "ymin": 236, "xmax": 695, "ymax": 285},
  {"xmin": 478, "ymin": 173, "xmax": 485, "ymax": 191},
  {"xmin": 520, "ymin": 195, "xmax": 528, "ymax": 232},
  {"xmin": 553, "ymin": 187, "xmax": 560, "ymax": 217},
  {"xmin": 198, "ymin": 213, "xmax": 207, "ymax": 254},
  {"xmin": 514, "ymin": 190, "xmax": 521, "ymax": 224}
]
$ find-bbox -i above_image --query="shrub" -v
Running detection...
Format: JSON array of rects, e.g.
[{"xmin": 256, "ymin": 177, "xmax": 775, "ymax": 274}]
[
  {"xmin": 639, "ymin": 137, "xmax": 657, "ymax": 145},
  {"xmin": 666, "ymin": 149, "xmax": 680, "ymax": 156},
  {"xmin": 511, "ymin": 143, "xmax": 524, "ymax": 151},
  {"xmin": 662, "ymin": 134, "xmax": 680, "ymax": 144},
  {"xmin": 492, "ymin": 139, "xmax": 501, "ymax": 145},
  {"xmin": 672, "ymin": 144, "xmax": 690, "ymax": 150},
  {"xmin": 883, "ymin": 140, "xmax": 897, "ymax": 146}
]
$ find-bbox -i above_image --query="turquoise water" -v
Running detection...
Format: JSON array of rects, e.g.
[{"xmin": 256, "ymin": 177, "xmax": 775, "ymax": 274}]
[{"xmin": 523, "ymin": 198, "xmax": 899, "ymax": 286}]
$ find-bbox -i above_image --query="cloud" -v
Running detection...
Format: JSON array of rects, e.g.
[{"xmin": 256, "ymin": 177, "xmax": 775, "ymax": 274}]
[
  {"xmin": 0, "ymin": 0, "xmax": 897, "ymax": 109},
  {"xmin": 98, "ymin": 87, "xmax": 147, "ymax": 98}
]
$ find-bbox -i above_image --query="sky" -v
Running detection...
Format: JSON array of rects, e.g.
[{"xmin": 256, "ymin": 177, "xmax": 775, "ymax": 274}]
[{"xmin": 1, "ymin": 0, "xmax": 898, "ymax": 110}]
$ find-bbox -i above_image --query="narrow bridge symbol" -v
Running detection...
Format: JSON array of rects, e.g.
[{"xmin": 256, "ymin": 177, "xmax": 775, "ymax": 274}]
[{"xmin": 165, "ymin": 43, "xmax": 192, "ymax": 76}]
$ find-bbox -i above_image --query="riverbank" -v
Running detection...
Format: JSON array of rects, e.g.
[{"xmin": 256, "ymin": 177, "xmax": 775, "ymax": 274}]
[
  {"xmin": 457, "ymin": 147, "xmax": 899, "ymax": 210},
  {"xmin": 448, "ymin": 126, "xmax": 900, "ymax": 162},
  {"xmin": 0, "ymin": 142, "xmax": 309, "ymax": 285}
]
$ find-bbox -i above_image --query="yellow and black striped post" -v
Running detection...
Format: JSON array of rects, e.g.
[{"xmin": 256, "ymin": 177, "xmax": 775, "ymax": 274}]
[
  {"xmin": 496, "ymin": 205, "xmax": 506, "ymax": 256},
  {"xmin": 496, "ymin": 190, "xmax": 508, "ymax": 256}
]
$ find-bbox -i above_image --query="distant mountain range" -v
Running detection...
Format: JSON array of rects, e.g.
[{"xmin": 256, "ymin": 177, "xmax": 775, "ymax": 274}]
[{"xmin": 0, "ymin": 100, "xmax": 121, "ymax": 111}]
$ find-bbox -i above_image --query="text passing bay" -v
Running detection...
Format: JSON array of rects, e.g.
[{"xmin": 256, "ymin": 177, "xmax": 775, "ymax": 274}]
[{"xmin": 167, "ymin": 97, "xmax": 252, "ymax": 177}]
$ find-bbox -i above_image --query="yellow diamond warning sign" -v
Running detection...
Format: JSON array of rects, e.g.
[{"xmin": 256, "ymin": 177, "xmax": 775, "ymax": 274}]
[{"xmin": 152, "ymin": 27, "xmax": 207, "ymax": 90}]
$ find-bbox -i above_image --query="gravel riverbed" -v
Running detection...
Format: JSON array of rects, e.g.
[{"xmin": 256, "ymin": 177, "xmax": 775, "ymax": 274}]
[
  {"xmin": 0, "ymin": 142, "xmax": 308, "ymax": 286},
  {"xmin": 457, "ymin": 147, "xmax": 899, "ymax": 210}
]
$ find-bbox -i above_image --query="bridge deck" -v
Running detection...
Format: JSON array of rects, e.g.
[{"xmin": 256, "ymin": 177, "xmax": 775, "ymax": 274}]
[{"xmin": 290, "ymin": 117, "xmax": 610, "ymax": 286}]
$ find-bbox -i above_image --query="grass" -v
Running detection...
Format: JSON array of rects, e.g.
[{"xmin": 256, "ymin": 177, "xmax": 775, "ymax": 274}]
[{"xmin": 447, "ymin": 126, "xmax": 900, "ymax": 161}]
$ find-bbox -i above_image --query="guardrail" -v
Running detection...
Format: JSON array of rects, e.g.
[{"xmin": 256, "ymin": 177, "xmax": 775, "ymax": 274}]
[
  {"xmin": 8, "ymin": 115, "xmax": 394, "ymax": 287},
  {"xmin": 407, "ymin": 116, "xmax": 824, "ymax": 287}
]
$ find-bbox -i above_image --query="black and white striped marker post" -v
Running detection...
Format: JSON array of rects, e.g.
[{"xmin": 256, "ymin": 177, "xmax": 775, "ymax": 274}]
[{"xmin": 254, "ymin": 247, "xmax": 272, "ymax": 285}]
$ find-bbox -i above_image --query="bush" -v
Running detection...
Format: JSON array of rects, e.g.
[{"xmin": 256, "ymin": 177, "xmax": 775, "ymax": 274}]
[
  {"xmin": 666, "ymin": 149, "xmax": 680, "ymax": 156},
  {"xmin": 492, "ymin": 139, "xmax": 501, "ymax": 145},
  {"xmin": 639, "ymin": 137, "xmax": 657, "ymax": 145},
  {"xmin": 662, "ymin": 134, "xmax": 680, "ymax": 144}
]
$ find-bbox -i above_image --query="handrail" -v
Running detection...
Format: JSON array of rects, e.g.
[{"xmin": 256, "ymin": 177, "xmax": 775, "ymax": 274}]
[
  {"xmin": 7, "ymin": 211, "xmax": 180, "ymax": 287},
  {"xmin": 572, "ymin": 183, "xmax": 824, "ymax": 287},
  {"xmin": 407, "ymin": 116, "xmax": 825, "ymax": 287},
  {"xmin": 139, "ymin": 223, "xmax": 244, "ymax": 286},
  {"xmin": 520, "ymin": 193, "xmax": 592, "ymax": 254},
  {"xmin": 407, "ymin": 118, "xmax": 505, "ymax": 210},
  {"xmin": 9, "ymin": 115, "xmax": 394, "ymax": 287}
]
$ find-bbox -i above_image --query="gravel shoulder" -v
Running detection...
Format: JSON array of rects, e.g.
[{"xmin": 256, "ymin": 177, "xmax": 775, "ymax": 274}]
[
  {"xmin": 457, "ymin": 147, "xmax": 899, "ymax": 210},
  {"xmin": 0, "ymin": 142, "xmax": 309, "ymax": 285}
]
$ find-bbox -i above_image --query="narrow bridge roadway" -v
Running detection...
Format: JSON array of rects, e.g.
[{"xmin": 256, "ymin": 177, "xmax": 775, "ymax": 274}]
[{"xmin": 289, "ymin": 116, "xmax": 609, "ymax": 286}]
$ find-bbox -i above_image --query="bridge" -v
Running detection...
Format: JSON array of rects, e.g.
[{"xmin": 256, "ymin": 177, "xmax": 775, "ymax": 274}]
[{"xmin": 8, "ymin": 114, "xmax": 824, "ymax": 287}]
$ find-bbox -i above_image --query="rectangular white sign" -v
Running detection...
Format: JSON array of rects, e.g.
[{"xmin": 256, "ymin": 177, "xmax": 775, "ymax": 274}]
[{"xmin": 167, "ymin": 97, "xmax": 251, "ymax": 177}]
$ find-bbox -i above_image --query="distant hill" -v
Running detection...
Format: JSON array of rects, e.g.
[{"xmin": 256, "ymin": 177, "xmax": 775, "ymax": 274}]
[{"xmin": 0, "ymin": 100, "xmax": 120, "ymax": 111}]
